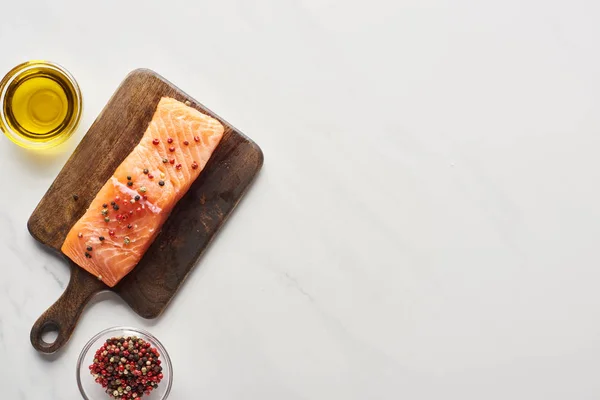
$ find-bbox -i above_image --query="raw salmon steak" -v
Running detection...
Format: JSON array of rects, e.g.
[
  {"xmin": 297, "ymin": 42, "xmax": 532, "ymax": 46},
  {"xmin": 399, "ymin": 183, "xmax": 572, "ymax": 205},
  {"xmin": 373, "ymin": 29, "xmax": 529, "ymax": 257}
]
[{"xmin": 61, "ymin": 97, "xmax": 224, "ymax": 287}]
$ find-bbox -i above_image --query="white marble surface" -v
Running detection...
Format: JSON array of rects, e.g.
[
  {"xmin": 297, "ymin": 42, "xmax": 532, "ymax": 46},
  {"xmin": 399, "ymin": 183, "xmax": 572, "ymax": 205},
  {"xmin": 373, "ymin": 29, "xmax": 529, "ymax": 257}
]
[{"xmin": 2, "ymin": 0, "xmax": 600, "ymax": 398}]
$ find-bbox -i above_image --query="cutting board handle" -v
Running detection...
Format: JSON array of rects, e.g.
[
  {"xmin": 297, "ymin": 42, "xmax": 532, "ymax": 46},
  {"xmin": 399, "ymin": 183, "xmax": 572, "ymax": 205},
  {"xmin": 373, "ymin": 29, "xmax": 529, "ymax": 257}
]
[{"xmin": 30, "ymin": 263, "xmax": 105, "ymax": 354}]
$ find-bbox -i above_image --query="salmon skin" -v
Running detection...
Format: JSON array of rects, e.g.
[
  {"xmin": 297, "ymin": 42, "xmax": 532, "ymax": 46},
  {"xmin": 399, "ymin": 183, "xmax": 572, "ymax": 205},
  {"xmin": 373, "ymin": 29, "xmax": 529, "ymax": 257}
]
[{"xmin": 62, "ymin": 97, "xmax": 224, "ymax": 287}]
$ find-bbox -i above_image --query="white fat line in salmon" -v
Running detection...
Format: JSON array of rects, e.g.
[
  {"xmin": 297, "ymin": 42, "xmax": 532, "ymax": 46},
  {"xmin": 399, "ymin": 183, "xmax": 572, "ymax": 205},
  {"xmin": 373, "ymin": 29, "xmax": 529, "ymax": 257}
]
[{"xmin": 110, "ymin": 177, "xmax": 163, "ymax": 214}]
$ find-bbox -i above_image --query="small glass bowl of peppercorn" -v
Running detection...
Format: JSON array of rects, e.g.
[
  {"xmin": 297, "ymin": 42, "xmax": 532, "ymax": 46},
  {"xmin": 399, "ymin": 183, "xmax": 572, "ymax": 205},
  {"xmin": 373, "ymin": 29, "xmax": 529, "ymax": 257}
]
[{"xmin": 77, "ymin": 327, "xmax": 173, "ymax": 400}]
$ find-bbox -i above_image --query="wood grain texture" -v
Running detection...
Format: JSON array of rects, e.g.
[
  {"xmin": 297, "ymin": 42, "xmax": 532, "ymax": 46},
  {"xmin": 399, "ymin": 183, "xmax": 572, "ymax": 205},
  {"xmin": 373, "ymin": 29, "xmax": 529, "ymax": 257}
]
[{"xmin": 28, "ymin": 69, "xmax": 263, "ymax": 353}]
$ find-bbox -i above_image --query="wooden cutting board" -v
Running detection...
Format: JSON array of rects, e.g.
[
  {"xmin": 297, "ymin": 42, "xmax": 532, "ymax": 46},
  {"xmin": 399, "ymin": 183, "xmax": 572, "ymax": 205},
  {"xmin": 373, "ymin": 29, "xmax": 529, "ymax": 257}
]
[{"xmin": 28, "ymin": 69, "xmax": 263, "ymax": 354}]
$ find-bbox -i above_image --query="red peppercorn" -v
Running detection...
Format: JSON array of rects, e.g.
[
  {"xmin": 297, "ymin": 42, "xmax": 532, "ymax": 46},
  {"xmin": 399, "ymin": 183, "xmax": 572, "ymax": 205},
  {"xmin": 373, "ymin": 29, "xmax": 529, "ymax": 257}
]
[
  {"xmin": 167, "ymin": 137, "xmax": 173, "ymax": 144},
  {"xmin": 90, "ymin": 336, "xmax": 163, "ymax": 398},
  {"xmin": 115, "ymin": 196, "xmax": 120, "ymax": 202},
  {"xmin": 194, "ymin": 136, "xmax": 200, "ymax": 142},
  {"xmin": 152, "ymin": 138, "xmax": 159, "ymax": 145},
  {"xmin": 129, "ymin": 210, "xmax": 134, "ymax": 215},
  {"xmin": 143, "ymin": 195, "xmax": 148, "ymax": 200},
  {"xmin": 170, "ymin": 159, "xmax": 175, "ymax": 164},
  {"xmin": 148, "ymin": 174, "xmax": 154, "ymax": 179},
  {"xmin": 191, "ymin": 161, "xmax": 198, "ymax": 170},
  {"xmin": 176, "ymin": 164, "xmax": 182, "ymax": 170},
  {"xmin": 169, "ymin": 146, "xmax": 175, "ymax": 152},
  {"xmin": 183, "ymin": 140, "xmax": 189, "ymax": 145},
  {"xmin": 136, "ymin": 207, "xmax": 142, "ymax": 213},
  {"xmin": 109, "ymin": 230, "xmax": 115, "ymax": 237},
  {"xmin": 116, "ymin": 214, "xmax": 123, "ymax": 221}
]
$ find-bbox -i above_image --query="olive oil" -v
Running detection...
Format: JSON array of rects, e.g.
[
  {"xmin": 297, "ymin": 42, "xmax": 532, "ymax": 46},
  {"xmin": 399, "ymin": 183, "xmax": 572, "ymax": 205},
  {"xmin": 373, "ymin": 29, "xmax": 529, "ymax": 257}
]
[{"xmin": 0, "ymin": 61, "xmax": 82, "ymax": 149}]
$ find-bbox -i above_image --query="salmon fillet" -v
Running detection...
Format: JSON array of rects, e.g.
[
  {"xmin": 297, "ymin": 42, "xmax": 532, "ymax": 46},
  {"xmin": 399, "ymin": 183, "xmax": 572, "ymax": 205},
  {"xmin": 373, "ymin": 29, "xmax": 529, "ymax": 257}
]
[{"xmin": 61, "ymin": 97, "xmax": 224, "ymax": 287}]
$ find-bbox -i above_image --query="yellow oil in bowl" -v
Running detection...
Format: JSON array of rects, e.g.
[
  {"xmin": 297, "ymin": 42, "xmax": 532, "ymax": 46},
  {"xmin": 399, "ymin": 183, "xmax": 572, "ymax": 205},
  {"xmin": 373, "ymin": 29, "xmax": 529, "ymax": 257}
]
[{"xmin": 0, "ymin": 61, "xmax": 82, "ymax": 150}]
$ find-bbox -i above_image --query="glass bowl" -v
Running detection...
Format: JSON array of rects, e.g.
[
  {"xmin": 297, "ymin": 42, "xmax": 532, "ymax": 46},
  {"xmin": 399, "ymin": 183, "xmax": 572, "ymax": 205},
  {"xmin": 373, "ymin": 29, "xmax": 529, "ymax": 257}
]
[
  {"xmin": 0, "ymin": 60, "xmax": 82, "ymax": 150},
  {"xmin": 77, "ymin": 327, "xmax": 173, "ymax": 400}
]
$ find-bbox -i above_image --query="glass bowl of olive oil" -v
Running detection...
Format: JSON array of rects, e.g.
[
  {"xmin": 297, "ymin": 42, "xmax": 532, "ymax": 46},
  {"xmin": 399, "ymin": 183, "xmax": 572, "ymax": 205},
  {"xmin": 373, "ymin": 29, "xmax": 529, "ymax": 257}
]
[{"xmin": 0, "ymin": 60, "xmax": 82, "ymax": 150}]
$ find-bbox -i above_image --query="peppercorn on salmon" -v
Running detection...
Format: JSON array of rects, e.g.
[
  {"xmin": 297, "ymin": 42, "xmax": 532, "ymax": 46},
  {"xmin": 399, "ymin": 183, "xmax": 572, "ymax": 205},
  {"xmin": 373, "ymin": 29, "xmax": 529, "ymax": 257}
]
[{"xmin": 61, "ymin": 97, "xmax": 224, "ymax": 287}]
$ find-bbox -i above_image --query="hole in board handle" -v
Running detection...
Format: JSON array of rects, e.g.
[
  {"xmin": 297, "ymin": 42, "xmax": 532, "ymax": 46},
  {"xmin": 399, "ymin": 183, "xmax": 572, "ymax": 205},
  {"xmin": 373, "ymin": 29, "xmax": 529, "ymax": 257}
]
[{"xmin": 40, "ymin": 321, "xmax": 59, "ymax": 346}]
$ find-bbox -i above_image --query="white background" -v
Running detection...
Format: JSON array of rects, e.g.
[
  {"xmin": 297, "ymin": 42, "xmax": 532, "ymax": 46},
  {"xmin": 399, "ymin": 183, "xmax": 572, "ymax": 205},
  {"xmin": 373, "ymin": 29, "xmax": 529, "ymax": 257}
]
[{"xmin": 1, "ymin": 0, "xmax": 600, "ymax": 398}]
